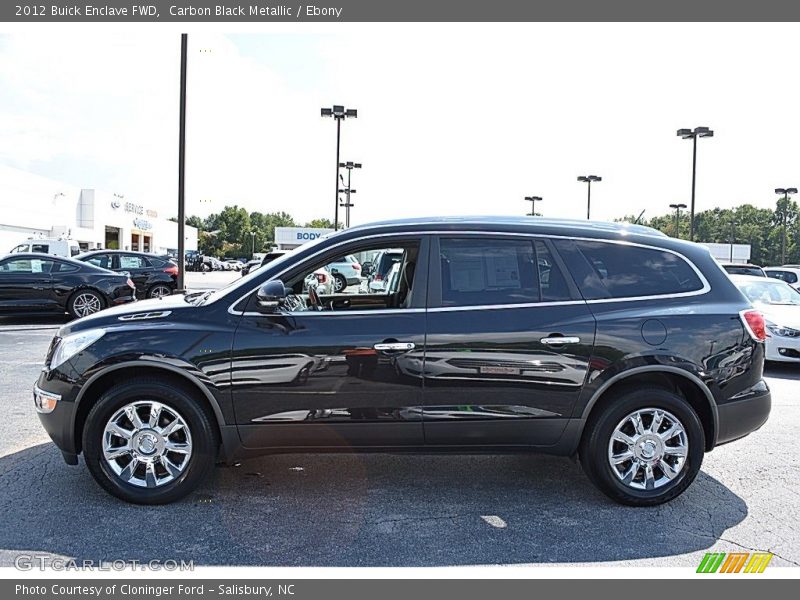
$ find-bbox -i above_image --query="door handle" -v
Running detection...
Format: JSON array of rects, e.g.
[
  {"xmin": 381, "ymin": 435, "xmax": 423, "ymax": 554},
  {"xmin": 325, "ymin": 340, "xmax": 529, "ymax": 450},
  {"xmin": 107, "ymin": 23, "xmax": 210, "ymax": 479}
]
[
  {"xmin": 374, "ymin": 342, "xmax": 415, "ymax": 351},
  {"xmin": 540, "ymin": 336, "xmax": 581, "ymax": 345}
]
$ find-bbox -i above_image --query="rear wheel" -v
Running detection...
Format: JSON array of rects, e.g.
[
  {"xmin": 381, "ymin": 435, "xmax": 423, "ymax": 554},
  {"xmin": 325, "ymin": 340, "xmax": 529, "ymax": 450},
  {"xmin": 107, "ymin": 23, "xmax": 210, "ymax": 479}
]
[
  {"xmin": 148, "ymin": 284, "xmax": 173, "ymax": 299},
  {"xmin": 68, "ymin": 289, "xmax": 104, "ymax": 319},
  {"xmin": 332, "ymin": 273, "xmax": 347, "ymax": 293},
  {"xmin": 83, "ymin": 379, "xmax": 218, "ymax": 504},
  {"xmin": 579, "ymin": 387, "xmax": 704, "ymax": 506}
]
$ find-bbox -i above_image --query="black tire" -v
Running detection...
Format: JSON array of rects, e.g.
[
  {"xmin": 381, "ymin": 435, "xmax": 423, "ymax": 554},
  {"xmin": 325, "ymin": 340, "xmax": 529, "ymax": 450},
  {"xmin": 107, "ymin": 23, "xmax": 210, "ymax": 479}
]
[
  {"xmin": 147, "ymin": 283, "xmax": 174, "ymax": 299},
  {"xmin": 332, "ymin": 273, "xmax": 347, "ymax": 293},
  {"xmin": 67, "ymin": 289, "xmax": 105, "ymax": 319},
  {"xmin": 82, "ymin": 378, "xmax": 218, "ymax": 504},
  {"xmin": 579, "ymin": 387, "xmax": 705, "ymax": 506}
]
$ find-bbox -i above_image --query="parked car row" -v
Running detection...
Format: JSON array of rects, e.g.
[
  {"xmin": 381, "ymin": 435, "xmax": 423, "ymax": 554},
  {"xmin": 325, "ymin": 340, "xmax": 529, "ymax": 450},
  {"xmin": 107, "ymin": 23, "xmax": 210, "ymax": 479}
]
[
  {"xmin": 719, "ymin": 261, "xmax": 800, "ymax": 291},
  {"xmin": 34, "ymin": 216, "xmax": 770, "ymax": 507}
]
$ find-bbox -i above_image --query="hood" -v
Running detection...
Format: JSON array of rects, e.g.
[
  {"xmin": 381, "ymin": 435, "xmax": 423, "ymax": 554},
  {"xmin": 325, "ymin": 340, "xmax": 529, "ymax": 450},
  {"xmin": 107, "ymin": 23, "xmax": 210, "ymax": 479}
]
[
  {"xmin": 58, "ymin": 293, "xmax": 198, "ymax": 336},
  {"xmin": 756, "ymin": 303, "xmax": 800, "ymax": 329}
]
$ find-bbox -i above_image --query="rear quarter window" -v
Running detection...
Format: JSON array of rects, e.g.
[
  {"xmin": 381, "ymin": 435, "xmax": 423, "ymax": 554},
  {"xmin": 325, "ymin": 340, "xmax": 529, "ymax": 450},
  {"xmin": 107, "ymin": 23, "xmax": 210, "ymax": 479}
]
[{"xmin": 570, "ymin": 240, "xmax": 705, "ymax": 300}]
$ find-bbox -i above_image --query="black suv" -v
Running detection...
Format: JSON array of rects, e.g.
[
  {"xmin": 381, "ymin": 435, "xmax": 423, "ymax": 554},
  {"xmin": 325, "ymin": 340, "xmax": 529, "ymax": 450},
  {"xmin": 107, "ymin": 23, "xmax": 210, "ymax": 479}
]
[
  {"xmin": 76, "ymin": 250, "xmax": 178, "ymax": 299},
  {"xmin": 34, "ymin": 217, "xmax": 771, "ymax": 506}
]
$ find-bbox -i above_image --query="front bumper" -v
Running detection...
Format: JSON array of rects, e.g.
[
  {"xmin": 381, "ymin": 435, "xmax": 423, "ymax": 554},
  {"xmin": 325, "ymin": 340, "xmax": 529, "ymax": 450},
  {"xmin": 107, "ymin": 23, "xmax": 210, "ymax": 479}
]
[
  {"xmin": 765, "ymin": 335, "xmax": 800, "ymax": 362},
  {"xmin": 34, "ymin": 373, "xmax": 79, "ymax": 464},
  {"xmin": 716, "ymin": 380, "xmax": 771, "ymax": 446}
]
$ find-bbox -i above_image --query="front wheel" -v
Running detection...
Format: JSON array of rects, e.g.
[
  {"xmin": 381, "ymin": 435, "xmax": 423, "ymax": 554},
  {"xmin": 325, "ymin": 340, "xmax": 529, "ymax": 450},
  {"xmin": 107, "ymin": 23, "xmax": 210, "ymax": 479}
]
[
  {"xmin": 579, "ymin": 387, "xmax": 705, "ymax": 506},
  {"xmin": 83, "ymin": 379, "xmax": 218, "ymax": 504}
]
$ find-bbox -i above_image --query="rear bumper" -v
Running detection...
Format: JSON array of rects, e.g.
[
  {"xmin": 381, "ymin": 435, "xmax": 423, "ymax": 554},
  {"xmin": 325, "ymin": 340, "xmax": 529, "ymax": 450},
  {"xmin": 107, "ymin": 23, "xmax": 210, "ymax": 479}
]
[{"xmin": 715, "ymin": 381, "xmax": 771, "ymax": 446}]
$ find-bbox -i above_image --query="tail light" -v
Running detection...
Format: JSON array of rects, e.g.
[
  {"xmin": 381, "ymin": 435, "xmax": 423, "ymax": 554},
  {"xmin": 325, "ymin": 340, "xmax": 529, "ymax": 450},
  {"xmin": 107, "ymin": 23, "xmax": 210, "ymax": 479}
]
[
  {"xmin": 126, "ymin": 278, "xmax": 136, "ymax": 290},
  {"xmin": 352, "ymin": 263, "xmax": 361, "ymax": 271},
  {"xmin": 315, "ymin": 272, "xmax": 328, "ymax": 284},
  {"xmin": 374, "ymin": 273, "xmax": 383, "ymax": 281},
  {"xmin": 163, "ymin": 264, "xmax": 179, "ymax": 276},
  {"xmin": 740, "ymin": 309, "xmax": 767, "ymax": 342}
]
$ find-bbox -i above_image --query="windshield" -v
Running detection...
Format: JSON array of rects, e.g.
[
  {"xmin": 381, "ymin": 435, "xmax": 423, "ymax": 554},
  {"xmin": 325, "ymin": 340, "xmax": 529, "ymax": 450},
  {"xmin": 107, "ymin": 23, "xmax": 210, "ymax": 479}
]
[
  {"xmin": 737, "ymin": 279, "xmax": 800, "ymax": 306},
  {"xmin": 193, "ymin": 232, "xmax": 338, "ymax": 306}
]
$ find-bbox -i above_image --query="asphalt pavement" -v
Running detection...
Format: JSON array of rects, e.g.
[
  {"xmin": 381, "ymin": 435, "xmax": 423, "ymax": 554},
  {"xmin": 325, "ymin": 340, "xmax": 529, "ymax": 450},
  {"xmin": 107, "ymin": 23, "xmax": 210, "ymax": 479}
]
[{"xmin": 0, "ymin": 309, "xmax": 798, "ymax": 568}]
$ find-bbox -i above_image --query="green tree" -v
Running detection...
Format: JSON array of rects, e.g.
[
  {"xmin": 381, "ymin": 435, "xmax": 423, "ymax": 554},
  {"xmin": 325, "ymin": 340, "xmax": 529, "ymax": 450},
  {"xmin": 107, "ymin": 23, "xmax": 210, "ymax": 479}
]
[{"xmin": 304, "ymin": 218, "xmax": 340, "ymax": 229}]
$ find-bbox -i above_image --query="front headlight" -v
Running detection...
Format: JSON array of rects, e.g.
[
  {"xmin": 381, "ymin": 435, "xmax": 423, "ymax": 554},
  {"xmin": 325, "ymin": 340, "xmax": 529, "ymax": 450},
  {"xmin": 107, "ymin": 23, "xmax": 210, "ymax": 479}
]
[
  {"xmin": 50, "ymin": 329, "xmax": 105, "ymax": 369},
  {"xmin": 766, "ymin": 323, "xmax": 800, "ymax": 338}
]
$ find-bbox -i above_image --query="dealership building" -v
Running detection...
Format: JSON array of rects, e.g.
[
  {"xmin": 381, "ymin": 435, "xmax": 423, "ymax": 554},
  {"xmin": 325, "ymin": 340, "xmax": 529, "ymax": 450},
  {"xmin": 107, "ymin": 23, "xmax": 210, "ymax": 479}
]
[{"xmin": 0, "ymin": 164, "xmax": 197, "ymax": 256}]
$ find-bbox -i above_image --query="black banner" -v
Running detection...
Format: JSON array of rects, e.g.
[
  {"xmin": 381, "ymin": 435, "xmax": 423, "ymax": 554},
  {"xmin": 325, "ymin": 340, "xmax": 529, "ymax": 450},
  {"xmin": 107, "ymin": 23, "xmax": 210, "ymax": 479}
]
[
  {"xmin": 3, "ymin": 0, "xmax": 800, "ymax": 22},
  {"xmin": 3, "ymin": 579, "xmax": 795, "ymax": 600}
]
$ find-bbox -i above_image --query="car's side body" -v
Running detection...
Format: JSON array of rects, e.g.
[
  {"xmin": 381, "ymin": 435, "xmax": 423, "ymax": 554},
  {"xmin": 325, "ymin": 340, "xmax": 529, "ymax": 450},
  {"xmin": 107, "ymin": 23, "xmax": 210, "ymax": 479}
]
[
  {"xmin": 0, "ymin": 253, "xmax": 136, "ymax": 316},
  {"xmin": 76, "ymin": 250, "xmax": 178, "ymax": 299},
  {"xmin": 33, "ymin": 217, "xmax": 771, "ymax": 505}
]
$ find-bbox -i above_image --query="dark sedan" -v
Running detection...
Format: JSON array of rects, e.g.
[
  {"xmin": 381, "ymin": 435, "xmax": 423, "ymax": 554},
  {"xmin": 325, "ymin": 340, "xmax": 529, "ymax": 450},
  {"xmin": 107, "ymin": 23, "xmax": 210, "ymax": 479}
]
[
  {"xmin": 76, "ymin": 250, "xmax": 178, "ymax": 299},
  {"xmin": 0, "ymin": 253, "xmax": 136, "ymax": 319}
]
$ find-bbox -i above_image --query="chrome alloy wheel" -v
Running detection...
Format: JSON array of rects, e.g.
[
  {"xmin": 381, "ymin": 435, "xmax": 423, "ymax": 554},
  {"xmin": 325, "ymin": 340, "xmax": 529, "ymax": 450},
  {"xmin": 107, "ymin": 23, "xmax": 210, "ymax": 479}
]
[
  {"xmin": 607, "ymin": 408, "xmax": 688, "ymax": 491},
  {"xmin": 102, "ymin": 401, "xmax": 193, "ymax": 488},
  {"xmin": 150, "ymin": 285, "xmax": 172, "ymax": 298},
  {"xmin": 72, "ymin": 293, "xmax": 102, "ymax": 317}
]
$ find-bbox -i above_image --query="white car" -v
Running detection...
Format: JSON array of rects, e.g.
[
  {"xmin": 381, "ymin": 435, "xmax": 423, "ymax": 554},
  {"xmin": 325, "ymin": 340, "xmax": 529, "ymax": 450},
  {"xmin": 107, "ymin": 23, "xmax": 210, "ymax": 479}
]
[
  {"xmin": 732, "ymin": 274, "xmax": 800, "ymax": 362},
  {"xmin": 326, "ymin": 254, "xmax": 362, "ymax": 292},
  {"xmin": 764, "ymin": 266, "xmax": 800, "ymax": 291}
]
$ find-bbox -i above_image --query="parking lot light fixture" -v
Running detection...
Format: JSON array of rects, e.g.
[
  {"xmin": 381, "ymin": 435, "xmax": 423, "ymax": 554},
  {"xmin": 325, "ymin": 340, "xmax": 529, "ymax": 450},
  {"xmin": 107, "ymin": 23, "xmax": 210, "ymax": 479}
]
[
  {"xmin": 524, "ymin": 196, "xmax": 543, "ymax": 216},
  {"xmin": 775, "ymin": 187, "xmax": 798, "ymax": 264},
  {"xmin": 321, "ymin": 105, "xmax": 358, "ymax": 231},
  {"xmin": 669, "ymin": 203, "xmax": 687, "ymax": 239},
  {"xmin": 577, "ymin": 175, "xmax": 601, "ymax": 220},
  {"xmin": 677, "ymin": 126, "xmax": 714, "ymax": 241},
  {"xmin": 338, "ymin": 161, "xmax": 361, "ymax": 228}
]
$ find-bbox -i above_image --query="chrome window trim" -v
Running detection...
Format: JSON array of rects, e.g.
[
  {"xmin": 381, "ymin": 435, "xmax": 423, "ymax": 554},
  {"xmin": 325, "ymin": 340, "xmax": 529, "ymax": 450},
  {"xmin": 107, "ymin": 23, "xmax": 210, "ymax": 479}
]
[{"xmin": 227, "ymin": 230, "xmax": 711, "ymax": 317}]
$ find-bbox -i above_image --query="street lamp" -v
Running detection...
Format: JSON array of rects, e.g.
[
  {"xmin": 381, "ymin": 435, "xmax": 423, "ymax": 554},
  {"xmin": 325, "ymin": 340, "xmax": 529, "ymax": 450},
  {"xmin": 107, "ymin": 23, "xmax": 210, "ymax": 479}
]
[
  {"xmin": 577, "ymin": 175, "xmax": 601, "ymax": 220},
  {"xmin": 249, "ymin": 230, "xmax": 256, "ymax": 257},
  {"xmin": 321, "ymin": 105, "xmax": 358, "ymax": 231},
  {"xmin": 669, "ymin": 203, "xmax": 687, "ymax": 239},
  {"xmin": 338, "ymin": 161, "xmax": 361, "ymax": 228},
  {"xmin": 338, "ymin": 186, "xmax": 357, "ymax": 229},
  {"xmin": 775, "ymin": 187, "xmax": 798, "ymax": 265},
  {"xmin": 524, "ymin": 196, "xmax": 543, "ymax": 216},
  {"xmin": 677, "ymin": 126, "xmax": 714, "ymax": 241},
  {"xmin": 729, "ymin": 220, "xmax": 737, "ymax": 262}
]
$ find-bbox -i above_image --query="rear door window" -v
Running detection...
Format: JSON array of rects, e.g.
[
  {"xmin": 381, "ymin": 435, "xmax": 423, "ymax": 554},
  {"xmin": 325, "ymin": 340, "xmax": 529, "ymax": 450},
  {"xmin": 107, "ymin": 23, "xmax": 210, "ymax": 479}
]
[
  {"xmin": 565, "ymin": 240, "xmax": 704, "ymax": 300},
  {"xmin": 437, "ymin": 237, "xmax": 572, "ymax": 307},
  {"xmin": 119, "ymin": 255, "xmax": 147, "ymax": 270}
]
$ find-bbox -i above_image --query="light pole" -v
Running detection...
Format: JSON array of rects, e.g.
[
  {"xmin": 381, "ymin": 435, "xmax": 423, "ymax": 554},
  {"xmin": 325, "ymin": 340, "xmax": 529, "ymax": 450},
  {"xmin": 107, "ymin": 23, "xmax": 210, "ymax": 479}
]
[
  {"xmin": 729, "ymin": 220, "xmax": 737, "ymax": 262},
  {"xmin": 669, "ymin": 203, "xmax": 687, "ymax": 239},
  {"xmin": 250, "ymin": 231, "xmax": 256, "ymax": 257},
  {"xmin": 338, "ymin": 184, "xmax": 357, "ymax": 229},
  {"xmin": 524, "ymin": 196, "xmax": 543, "ymax": 216},
  {"xmin": 338, "ymin": 161, "xmax": 361, "ymax": 228},
  {"xmin": 177, "ymin": 33, "xmax": 188, "ymax": 292},
  {"xmin": 775, "ymin": 187, "xmax": 798, "ymax": 265},
  {"xmin": 321, "ymin": 105, "xmax": 357, "ymax": 231},
  {"xmin": 677, "ymin": 126, "xmax": 714, "ymax": 241},
  {"xmin": 577, "ymin": 175, "xmax": 601, "ymax": 220}
]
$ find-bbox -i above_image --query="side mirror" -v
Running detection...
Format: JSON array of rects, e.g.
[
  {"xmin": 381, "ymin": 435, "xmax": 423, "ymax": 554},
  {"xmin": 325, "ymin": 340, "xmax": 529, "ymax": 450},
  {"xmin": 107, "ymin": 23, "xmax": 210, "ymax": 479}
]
[
  {"xmin": 256, "ymin": 279, "xmax": 287, "ymax": 311},
  {"xmin": 362, "ymin": 261, "xmax": 373, "ymax": 276}
]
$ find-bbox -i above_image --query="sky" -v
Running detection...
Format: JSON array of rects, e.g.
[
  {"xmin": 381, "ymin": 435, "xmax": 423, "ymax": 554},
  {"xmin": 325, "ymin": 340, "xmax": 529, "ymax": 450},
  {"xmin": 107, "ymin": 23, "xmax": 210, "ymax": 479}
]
[{"xmin": 0, "ymin": 23, "xmax": 799, "ymax": 226}]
